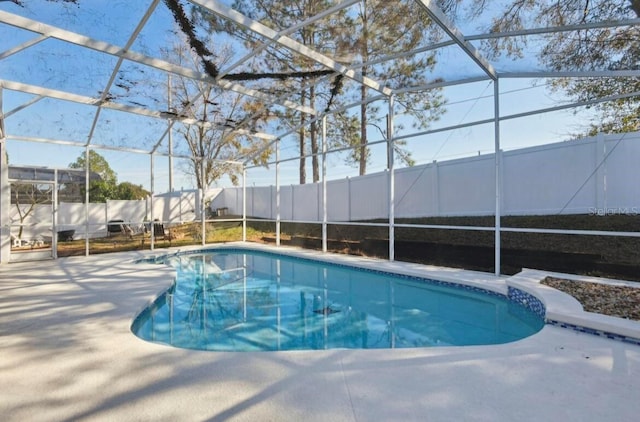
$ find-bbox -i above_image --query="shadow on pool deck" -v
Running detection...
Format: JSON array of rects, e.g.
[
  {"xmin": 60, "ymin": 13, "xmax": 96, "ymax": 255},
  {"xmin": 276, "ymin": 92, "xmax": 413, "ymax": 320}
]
[{"xmin": 1, "ymin": 246, "xmax": 639, "ymax": 421}]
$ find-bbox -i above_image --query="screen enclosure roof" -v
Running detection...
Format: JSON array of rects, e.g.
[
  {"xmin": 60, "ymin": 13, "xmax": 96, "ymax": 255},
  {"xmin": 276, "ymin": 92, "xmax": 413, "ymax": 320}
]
[{"xmin": 1, "ymin": 0, "xmax": 639, "ymax": 164}]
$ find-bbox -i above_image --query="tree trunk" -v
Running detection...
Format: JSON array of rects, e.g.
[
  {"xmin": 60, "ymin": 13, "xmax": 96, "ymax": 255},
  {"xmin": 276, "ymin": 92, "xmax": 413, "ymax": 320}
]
[
  {"xmin": 310, "ymin": 85, "xmax": 319, "ymax": 183},
  {"xmin": 299, "ymin": 91, "xmax": 307, "ymax": 184},
  {"xmin": 359, "ymin": 69, "xmax": 368, "ymax": 176},
  {"xmin": 359, "ymin": 2, "xmax": 369, "ymax": 176},
  {"xmin": 631, "ymin": 0, "xmax": 640, "ymax": 17}
]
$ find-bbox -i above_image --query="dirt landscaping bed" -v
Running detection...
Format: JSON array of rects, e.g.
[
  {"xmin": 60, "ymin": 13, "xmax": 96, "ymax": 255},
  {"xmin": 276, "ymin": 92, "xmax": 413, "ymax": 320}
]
[
  {"xmin": 252, "ymin": 214, "xmax": 640, "ymax": 282},
  {"xmin": 541, "ymin": 277, "xmax": 640, "ymax": 320}
]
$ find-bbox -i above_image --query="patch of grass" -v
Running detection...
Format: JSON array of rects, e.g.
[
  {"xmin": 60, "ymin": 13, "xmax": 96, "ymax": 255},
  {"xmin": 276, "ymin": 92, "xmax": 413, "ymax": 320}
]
[{"xmin": 57, "ymin": 222, "xmax": 270, "ymax": 256}]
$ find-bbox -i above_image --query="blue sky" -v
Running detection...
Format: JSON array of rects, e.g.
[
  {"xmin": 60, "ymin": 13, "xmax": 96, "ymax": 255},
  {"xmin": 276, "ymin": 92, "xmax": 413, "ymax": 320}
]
[{"xmin": 1, "ymin": 0, "xmax": 598, "ymax": 192}]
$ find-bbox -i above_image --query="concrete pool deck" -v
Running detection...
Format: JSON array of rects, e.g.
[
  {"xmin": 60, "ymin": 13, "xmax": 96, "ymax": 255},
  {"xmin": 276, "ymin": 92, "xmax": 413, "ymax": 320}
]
[{"xmin": 1, "ymin": 244, "xmax": 639, "ymax": 421}]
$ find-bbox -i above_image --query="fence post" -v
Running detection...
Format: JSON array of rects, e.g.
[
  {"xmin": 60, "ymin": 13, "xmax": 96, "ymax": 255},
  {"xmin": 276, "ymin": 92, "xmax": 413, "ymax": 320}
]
[
  {"xmin": 347, "ymin": 177, "xmax": 351, "ymax": 222},
  {"xmin": 388, "ymin": 95, "xmax": 395, "ymax": 262},
  {"xmin": 595, "ymin": 133, "xmax": 606, "ymax": 211},
  {"xmin": 432, "ymin": 160, "xmax": 439, "ymax": 217}
]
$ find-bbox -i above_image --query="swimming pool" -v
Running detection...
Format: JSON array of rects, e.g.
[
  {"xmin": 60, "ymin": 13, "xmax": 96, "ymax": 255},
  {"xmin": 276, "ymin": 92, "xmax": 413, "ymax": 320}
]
[{"xmin": 132, "ymin": 248, "xmax": 545, "ymax": 351}]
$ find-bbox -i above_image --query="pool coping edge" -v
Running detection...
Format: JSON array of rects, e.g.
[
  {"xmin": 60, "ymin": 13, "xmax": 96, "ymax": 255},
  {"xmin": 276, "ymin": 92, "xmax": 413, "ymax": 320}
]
[{"xmin": 507, "ymin": 268, "xmax": 640, "ymax": 342}]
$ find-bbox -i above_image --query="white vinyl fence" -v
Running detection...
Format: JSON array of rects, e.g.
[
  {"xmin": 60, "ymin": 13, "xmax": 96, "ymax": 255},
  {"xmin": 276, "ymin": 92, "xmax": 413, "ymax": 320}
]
[
  {"xmin": 9, "ymin": 190, "xmax": 209, "ymax": 241},
  {"xmin": 213, "ymin": 132, "xmax": 640, "ymax": 220},
  {"xmin": 9, "ymin": 133, "xmax": 640, "ymax": 243}
]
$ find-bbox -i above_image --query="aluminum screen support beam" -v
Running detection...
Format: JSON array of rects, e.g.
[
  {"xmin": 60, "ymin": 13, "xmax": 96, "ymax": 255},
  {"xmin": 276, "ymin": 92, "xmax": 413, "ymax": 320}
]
[
  {"xmin": 86, "ymin": 0, "xmax": 160, "ymax": 147},
  {"xmin": 275, "ymin": 140, "xmax": 281, "ymax": 247},
  {"xmin": 500, "ymin": 70, "xmax": 640, "ymax": 78},
  {"xmin": 189, "ymin": 0, "xmax": 392, "ymax": 96},
  {"xmin": 242, "ymin": 167, "xmax": 247, "ymax": 242},
  {"xmin": 1, "ymin": 79, "xmax": 104, "ymax": 107},
  {"xmin": 84, "ymin": 146, "xmax": 90, "ymax": 257},
  {"xmin": 1, "ymin": 94, "xmax": 45, "ymax": 119},
  {"xmin": 467, "ymin": 18, "xmax": 640, "ymax": 41},
  {"xmin": 0, "ymin": 34, "xmax": 48, "ymax": 60},
  {"xmin": 200, "ymin": 157, "xmax": 206, "ymax": 246},
  {"xmin": 0, "ymin": 11, "xmax": 315, "ymax": 116},
  {"xmin": 388, "ymin": 95, "xmax": 395, "ymax": 262},
  {"xmin": 150, "ymin": 154, "xmax": 155, "ymax": 251},
  {"xmin": 52, "ymin": 169, "xmax": 58, "ymax": 259},
  {"xmin": 321, "ymin": 116, "xmax": 328, "ymax": 253},
  {"xmin": 0, "ymin": 88, "xmax": 6, "ymax": 265},
  {"xmin": 1, "ymin": 79, "xmax": 276, "ymax": 143},
  {"xmin": 0, "ymin": 80, "xmax": 190, "ymax": 124},
  {"xmin": 218, "ymin": 0, "xmax": 360, "ymax": 79},
  {"xmin": 167, "ymin": 74, "xmax": 174, "ymax": 192},
  {"xmin": 0, "ymin": 87, "xmax": 3, "ymax": 139},
  {"xmin": 413, "ymin": 0, "xmax": 497, "ymax": 81},
  {"xmin": 393, "ymin": 76, "xmax": 491, "ymax": 95},
  {"xmin": 493, "ymin": 80, "xmax": 501, "ymax": 276}
]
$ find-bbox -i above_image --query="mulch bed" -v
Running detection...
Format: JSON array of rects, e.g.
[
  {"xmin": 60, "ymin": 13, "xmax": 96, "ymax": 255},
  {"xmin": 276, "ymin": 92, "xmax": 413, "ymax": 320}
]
[{"xmin": 541, "ymin": 276, "xmax": 640, "ymax": 321}]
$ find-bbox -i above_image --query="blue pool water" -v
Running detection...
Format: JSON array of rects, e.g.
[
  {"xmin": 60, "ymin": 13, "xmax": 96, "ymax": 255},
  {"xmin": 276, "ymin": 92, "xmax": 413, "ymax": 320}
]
[{"xmin": 132, "ymin": 249, "xmax": 544, "ymax": 351}]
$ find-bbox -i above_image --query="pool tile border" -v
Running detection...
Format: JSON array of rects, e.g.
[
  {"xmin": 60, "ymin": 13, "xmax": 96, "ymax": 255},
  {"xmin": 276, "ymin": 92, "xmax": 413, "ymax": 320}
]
[
  {"xmin": 507, "ymin": 287, "xmax": 546, "ymax": 319},
  {"xmin": 546, "ymin": 319, "xmax": 640, "ymax": 346}
]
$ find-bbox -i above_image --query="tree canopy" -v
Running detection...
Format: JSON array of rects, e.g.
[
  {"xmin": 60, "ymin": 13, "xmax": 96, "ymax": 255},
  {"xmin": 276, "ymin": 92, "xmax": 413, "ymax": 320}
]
[
  {"xmin": 69, "ymin": 151, "xmax": 149, "ymax": 202},
  {"xmin": 449, "ymin": 0, "xmax": 640, "ymax": 135},
  {"xmin": 164, "ymin": 38, "xmax": 273, "ymax": 189},
  {"xmin": 341, "ymin": 0, "xmax": 445, "ymax": 174}
]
